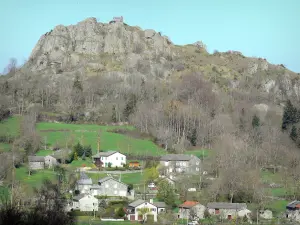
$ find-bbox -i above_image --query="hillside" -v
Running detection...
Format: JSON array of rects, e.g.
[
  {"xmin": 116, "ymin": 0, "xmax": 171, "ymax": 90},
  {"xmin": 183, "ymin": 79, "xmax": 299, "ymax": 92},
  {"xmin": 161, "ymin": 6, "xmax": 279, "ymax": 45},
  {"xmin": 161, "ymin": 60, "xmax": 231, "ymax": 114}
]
[{"xmin": 1, "ymin": 17, "xmax": 300, "ymax": 216}]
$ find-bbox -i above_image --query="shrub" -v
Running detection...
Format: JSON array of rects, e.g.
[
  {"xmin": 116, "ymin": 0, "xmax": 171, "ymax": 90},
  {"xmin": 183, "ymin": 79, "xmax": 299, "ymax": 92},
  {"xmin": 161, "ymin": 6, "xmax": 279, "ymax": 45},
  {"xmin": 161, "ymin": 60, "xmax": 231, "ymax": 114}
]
[
  {"xmin": 116, "ymin": 207, "xmax": 126, "ymax": 218},
  {"xmin": 108, "ymin": 162, "xmax": 112, "ymax": 168}
]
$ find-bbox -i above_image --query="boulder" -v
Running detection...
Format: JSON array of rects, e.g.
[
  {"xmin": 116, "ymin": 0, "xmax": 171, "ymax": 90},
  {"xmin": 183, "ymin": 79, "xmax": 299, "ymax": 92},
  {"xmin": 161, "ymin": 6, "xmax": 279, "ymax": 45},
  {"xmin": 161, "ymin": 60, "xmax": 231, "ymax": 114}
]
[
  {"xmin": 259, "ymin": 210, "xmax": 273, "ymax": 219},
  {"xmin": 144, "ymin": 29, "xmax": 156, "ymax": 38}
]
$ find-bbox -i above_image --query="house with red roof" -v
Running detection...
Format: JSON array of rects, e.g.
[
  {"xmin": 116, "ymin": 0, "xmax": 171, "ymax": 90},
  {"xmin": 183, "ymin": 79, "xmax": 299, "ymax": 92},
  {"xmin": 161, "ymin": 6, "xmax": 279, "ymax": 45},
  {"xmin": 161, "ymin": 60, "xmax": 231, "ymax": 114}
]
[{"xmin": 178, "ymin": 201, "xmax": 206, "ymax": 220}]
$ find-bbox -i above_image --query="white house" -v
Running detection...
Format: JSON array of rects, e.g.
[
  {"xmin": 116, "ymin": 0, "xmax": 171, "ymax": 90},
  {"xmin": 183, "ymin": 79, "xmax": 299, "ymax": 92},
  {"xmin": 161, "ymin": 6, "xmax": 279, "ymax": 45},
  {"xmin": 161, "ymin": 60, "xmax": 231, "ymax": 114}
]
[
  {"xmin": 76, "ymin": 172, "xmax": 93, "ymax": 194},
  {"xmin": 72, "ymin": 194, "xmax": 98, "ymax": 212},
  {"xmin": 44, "ymin": 155, "xmax": 58, "ymax": 168},
  {"xmin": 92, "ymin": 151, "xmax": 126, "ymax": 167},
  {"xmin": 126, "ymin": 199, "xmax": 166, "ymax": 222},
  {"xmin": 90, "ymin": 177, "xmax": 130, "ymax": 197}
]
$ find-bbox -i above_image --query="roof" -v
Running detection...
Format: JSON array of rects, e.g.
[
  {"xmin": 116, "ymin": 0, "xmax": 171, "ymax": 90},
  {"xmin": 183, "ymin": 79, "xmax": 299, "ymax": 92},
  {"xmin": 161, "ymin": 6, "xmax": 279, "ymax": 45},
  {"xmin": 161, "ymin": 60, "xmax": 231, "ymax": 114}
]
[
  {"xmin": 128, "ymin": 199, "xmax": 165, "ymax": 208},
  {"xmin": 287, "ymin": 200, "xmax": 300, "ymax": 209},
  {"xmin": 179, "ymin": 201, "xmax": 200, "ymax": 208},
  {"xmin": 128, "ymin": 199, "xmax": 146, "ymax": 208},
  {"xmin": 28, "ymin": 156, "xmax": 45, "ymax": 162},
  {"xmin": 77, "ymin": 172, "xmax": 93, "ymax": 185},
  {"xmin": 98, "ymin": 176, "xmax": 128, "ymax": 187},
  {"xmin": 92, "ymin": 151, "xmax": 120, "ymax": 158},
  {"xmin": 160, "ymin": 154, "xmax": 193, "ymax": 161},
  {"xmin": 73, "ymin": 194, "xmax": 85, "ymax": 201},
  {"xmin": 90, "ymin": 184, "xmax": 101, "ymax": 189},
  {"xmin": 153, "ymin": 202, "xmax": 166, "ymax": 208},
  {"xmin": 98, "ymin": 177, "xmax": 113, "ymax": 183},
  {"xmin": 207, "ymin": 202, "xmax": 247, "ymax": 210}
]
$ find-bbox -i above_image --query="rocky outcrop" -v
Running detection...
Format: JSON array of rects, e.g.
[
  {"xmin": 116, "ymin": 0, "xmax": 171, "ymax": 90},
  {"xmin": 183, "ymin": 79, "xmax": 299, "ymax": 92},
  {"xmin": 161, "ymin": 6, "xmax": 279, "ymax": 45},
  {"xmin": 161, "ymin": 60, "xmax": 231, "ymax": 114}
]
[{"xmin": 27, "ymin": 18, "xmax": 172, "ymax": 73}]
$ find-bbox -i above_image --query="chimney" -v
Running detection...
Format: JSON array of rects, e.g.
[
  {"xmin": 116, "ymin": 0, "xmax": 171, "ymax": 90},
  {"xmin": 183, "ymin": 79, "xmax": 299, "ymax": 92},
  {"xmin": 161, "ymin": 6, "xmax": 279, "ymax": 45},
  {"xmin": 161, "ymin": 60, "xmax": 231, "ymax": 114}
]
[{"xmin": 150, "ymin": 199, "xmax": 153, "ymax": 204}]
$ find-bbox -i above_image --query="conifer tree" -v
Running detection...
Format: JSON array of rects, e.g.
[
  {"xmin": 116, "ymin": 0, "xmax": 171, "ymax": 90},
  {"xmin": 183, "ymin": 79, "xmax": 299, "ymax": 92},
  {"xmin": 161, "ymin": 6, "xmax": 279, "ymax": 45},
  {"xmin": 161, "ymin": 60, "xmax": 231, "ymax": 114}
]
[
  {"xmin": 290, "ymin": 125, "xmax": 298, "ymax": 142},
  {"xmin": 112, "ymin": 105, "xmax": 117, "ymax": 123},
  {"xmin": 252, "ymin": 114, "xmax": 260, "ymax": 128},
  {"xmin": 282, "ymin": 100, "xmax": 298, "ymax": 130}
]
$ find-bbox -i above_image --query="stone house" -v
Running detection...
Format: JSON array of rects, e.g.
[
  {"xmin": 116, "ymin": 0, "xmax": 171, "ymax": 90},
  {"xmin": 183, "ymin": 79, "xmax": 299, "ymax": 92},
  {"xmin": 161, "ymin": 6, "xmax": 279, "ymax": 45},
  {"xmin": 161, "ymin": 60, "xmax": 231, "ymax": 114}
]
[
  {"xmin": 28, "ymin": 156, "xmax": 45, "ymax": 170},
  {"xmin": 90, "ymin": 176, "xmax": 131, "ymax": 198},
  {"xmin": 76, "ymin": 172, "xmax": 93, "ymax": 194},
  {"xmin": 178, "ymin": 201, "xmax": 206, "ymax": 220},
  {"xmin": 160, "ymin": 154, "xmax": 201, "ymax": 175},
  {"xmin": 126, "ymin": 199, "xmax": 166, "ymax": 222},
  {"xmin": 207, "ymin": 202, "xmax": 251, "ymax": 220},
  {"xmin": 44, "ymin": 155, "xmax": 58, "ymax": 168},
  {"xmin": 71, "ymin": 194, "xmax": 98, "ymax": 212},
  {"xmin": 92, "ymin": 151, "xmax": 126, "ymax": 168}
]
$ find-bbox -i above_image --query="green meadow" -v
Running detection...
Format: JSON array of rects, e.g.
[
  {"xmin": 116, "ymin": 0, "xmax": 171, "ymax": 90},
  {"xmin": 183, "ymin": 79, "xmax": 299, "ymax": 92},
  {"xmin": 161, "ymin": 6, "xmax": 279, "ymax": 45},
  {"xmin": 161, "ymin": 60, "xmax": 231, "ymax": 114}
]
[{"xmin": 36, "ymin": 122, "xmax": 165, "ymax": 156}]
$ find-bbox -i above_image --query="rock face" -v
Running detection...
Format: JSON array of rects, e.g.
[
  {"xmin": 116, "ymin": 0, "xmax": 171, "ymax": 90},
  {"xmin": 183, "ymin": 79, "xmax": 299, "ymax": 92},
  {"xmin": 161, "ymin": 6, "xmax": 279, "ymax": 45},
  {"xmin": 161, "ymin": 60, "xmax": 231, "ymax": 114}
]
[{"xmin": 28, "ymin": 17, "xmax": 172, "ymax": 73}]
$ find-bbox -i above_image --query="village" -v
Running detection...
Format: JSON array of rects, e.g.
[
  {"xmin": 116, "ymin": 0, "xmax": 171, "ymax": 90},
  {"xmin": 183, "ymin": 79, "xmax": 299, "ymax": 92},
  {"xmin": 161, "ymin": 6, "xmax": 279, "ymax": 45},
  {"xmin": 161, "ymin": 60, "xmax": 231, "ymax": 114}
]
[{"xmin": 27, "ymin": 147, "xmax": 300, "ymax": 225}]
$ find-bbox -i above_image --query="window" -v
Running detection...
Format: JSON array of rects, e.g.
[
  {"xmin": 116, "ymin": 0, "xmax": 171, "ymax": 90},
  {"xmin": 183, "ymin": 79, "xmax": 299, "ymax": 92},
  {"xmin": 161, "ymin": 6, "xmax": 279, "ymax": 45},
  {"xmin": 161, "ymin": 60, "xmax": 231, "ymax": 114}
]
[
  {"xmin": 116, "ymin": 157, "xmax": 118, "ymax": 160},
  {"xmin": 196, "ymin": 167, "xmax": 199, "ymax": 171},
  {"xmin": 160, "ymin": 209, "xmax": 164, "ymax": 212},
  {"xmin": 121, "ymin": 157, "xmax": 123, "ymax": 160},
  {"xmin": 152, "ymin": 208, "xmax": 156, "ymax": 212},
  {"xmin": 182, "ymin": 162, "xmax": 186, "ymax": 166},
  {"xmin": 215, "ymin": 209, "xmax": 220, "ymax": 214}
]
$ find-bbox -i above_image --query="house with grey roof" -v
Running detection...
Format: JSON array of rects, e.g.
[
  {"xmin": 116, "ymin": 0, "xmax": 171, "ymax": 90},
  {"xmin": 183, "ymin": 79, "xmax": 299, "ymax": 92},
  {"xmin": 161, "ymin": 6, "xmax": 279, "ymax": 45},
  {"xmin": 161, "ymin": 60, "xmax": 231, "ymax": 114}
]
[
  {"xmin": 92, "ymin": 151, "xmax": 126, "ymax": 168},
  {"xmin": 207, "ymin": 202, "xmax": 251, "ymax": 220},
  {"xmin": 28, "ymin": 156, "xmax": 45, "ymax": 170},
  {"xmin": 71, "ymin": 194, "xmax": 98, "ymax": 212},
  {"xmin": 159, "ymin": 154, "xmax": 201, "ymax": 176},
  {"xmin": 90, "ymin": 176, "xmax": 133, "ymax": 198},
  {"xmin": 76, "ymin": 172, "xmax": 93, "ymax": 194},
  {"xmin": 126, "ymin": 199, "xmax": 166, "ymax": 222}
]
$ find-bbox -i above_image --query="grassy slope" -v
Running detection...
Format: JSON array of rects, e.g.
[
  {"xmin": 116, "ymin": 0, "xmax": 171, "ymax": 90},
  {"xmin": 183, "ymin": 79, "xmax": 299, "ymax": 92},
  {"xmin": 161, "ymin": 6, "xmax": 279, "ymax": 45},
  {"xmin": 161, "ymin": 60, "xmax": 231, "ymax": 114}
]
[
  {"xmin": 36, "ymin": 122, "xmax": 165, "ymax": 156},
  {"xmin": 0, "ymin": 116, "xmax": 22, "ymax": 153},
  {"xmin": 0, "ymin": 116, "xmax": 22, "ymax": 137},
  {"xmin": 15, "ymin": 166, "xmax": 56, "ymax": 191},
  {"xmin": 0, "ymin": 143, "xmax": 11, "ymax": 152}
]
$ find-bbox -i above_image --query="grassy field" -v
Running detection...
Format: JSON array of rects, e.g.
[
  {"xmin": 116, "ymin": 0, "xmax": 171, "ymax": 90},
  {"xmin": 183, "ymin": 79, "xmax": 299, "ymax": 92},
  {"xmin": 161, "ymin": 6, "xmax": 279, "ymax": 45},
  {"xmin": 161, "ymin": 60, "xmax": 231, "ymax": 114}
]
[
  {"xmin": 14, "ymin": 166, "xmax": 57, "ymax": 194},
  {"xmin": 0, "ymin": 143, "xmax": 11, "ymax": 152},
  {"xmin": 0, "ymin": 116, "xmax": 22, "ymax": 137},
  {"xmin": 76, "ymin": 217, "xmax": 139, "ymax": 225},
  {"xmin": 36, "ymin": 122, "xmax": 165, "ymax": 156},
  {"xmin": 185, "ymin": 149, "xmax": 210, "ymax": 158},
  {"xmin": 0, "ymin": 116, "xmax": 22, "ymax": 153}
]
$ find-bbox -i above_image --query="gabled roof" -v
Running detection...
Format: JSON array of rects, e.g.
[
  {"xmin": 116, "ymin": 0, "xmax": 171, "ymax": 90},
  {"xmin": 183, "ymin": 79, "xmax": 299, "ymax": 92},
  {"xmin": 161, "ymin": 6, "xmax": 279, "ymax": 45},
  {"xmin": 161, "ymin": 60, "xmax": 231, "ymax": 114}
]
[
  {"xmin": 128, "ymin": 199, "xmax": 165, "ymax": 208},
  {"xmin": 160, "ymin": 154, "xmax": 193, "ymax": 161},
  {"xmin": 179, "ymin": 201, "xmax": 200, "ymax": 208},
  {"xmin": 73, "ymin": 194, "xmax": 85, "ymax": 201},
  {"xmin": 28, "ymin": 156, "xmax": 45, "ymax": 162},
  {"xmin": 153, "ymin": 202, "xmax": 166, "ymax": 208},
  {"xmin": 98, "ymin": 177, "xmax": 113, "ymax": 183},
  {"xmin": 98, "ymin": 176, "xmax": 128, "ymax": 187},
  {"xmin": 77, "ymin": 172, "xmax": 93, "ymax": 185},
  {"xmin": 207, "ymin": 202, "xmax": 247, "ymax": 210},
  {"xmin": 128, "ymin": 199, "xmax": 146, "ymax": 208},
  {"xmin": 92, "ymin": 151, "xmax": 124, "ymax": 158},
  {"xmin": 287, "ymin": 200, "xmax": 300, "ymax": 209}
]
